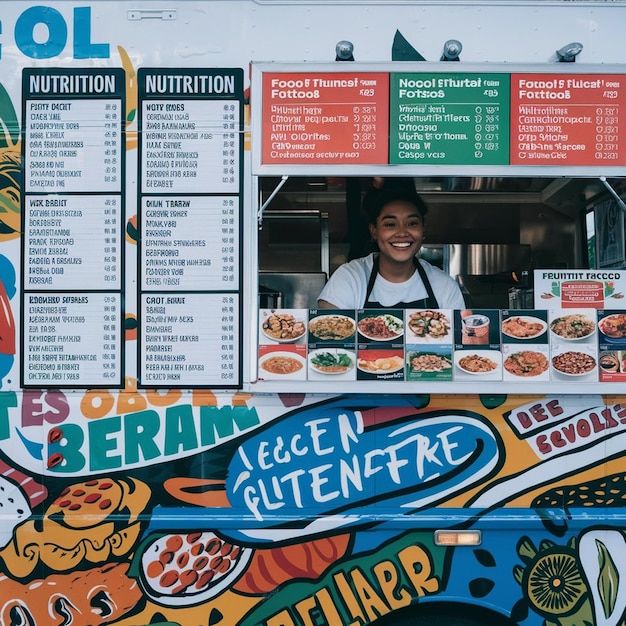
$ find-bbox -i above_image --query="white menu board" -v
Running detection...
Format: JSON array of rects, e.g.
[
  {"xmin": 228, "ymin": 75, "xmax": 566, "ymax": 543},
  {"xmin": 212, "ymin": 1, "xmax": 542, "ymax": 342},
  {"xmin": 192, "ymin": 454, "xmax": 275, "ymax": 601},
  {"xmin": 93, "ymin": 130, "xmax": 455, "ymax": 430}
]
[
  {"xmin": 25, "ymin": 99, "xmax": 121, "ymax": 192},
  {"xmin": 141, "ymin": 195, "xmax": 238, "ymax": 290},
  {"xmin": 24, "ymin": 293, "xmax": 121, "ymax": 386},
  {"xmin": 142, "ymin": 100, "xmax": 239, "ymax": 194},
  {"xmin": 21, "ymin": 68, "xmax": 125, "ymax": 388},
  {"xmin": 140, "ymin": 293, "xmax": 238, "ymax": 386},
  {"xmin": 24, "ymin": 195, "xmax": 121, "ymax": 290},
  {"xmin": 137, "ymin": 68, "xmax": 244, "ymax": 389}
]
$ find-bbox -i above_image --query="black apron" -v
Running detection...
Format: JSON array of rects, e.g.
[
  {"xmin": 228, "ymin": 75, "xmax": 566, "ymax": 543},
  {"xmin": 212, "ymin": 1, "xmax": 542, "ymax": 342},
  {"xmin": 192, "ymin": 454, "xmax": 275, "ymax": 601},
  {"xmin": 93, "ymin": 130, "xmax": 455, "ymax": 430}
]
[{"xmin": 364, "ymin": 255, "xmax": 439, "ymax": 309}]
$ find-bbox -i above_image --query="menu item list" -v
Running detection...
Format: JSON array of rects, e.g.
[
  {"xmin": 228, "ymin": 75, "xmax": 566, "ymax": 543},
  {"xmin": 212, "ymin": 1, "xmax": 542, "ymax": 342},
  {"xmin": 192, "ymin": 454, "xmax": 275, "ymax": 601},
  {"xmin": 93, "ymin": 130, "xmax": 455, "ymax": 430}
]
[
  {"xmin": 142, "ymin": 293, "xmax": 238, "ymax": 386},
  {"xmin": 138, "ymin": 68, "xmax": 244, "ymax": 388},
  {"xmin": 258, "ymin": 68, "xmax": 626, "ymax": 168},
  {"xmin": 390, "ymin": 72, "xmax": 510, "ymax": 165},
  {"xmin": 510, "ymin": 74, "xmax": 625, "ymax": 165},
  {"xmin": 143, "ymin": 98, "xmax": 239, "ymax": 194},
  {"xmin": 26, "ymin": 293, "xmax": 121, "ymax": 385},
  {"xmin": 21, "ymin": 68, "xmax": 125, "ymax": 388},
  {"xmin": 25, "ymin": 195, "xmax": 121, "ymax": 290},
  {"xmin": 26, "ymin": 99, "xmax": 121, "ymax": 193},
  {"xmin": 142, "ymin": 196, "xmax": 238, "ymax": 290},
  {"xmin": 262, "ymin": 72, "xmax": 389, "ymax": 164}
]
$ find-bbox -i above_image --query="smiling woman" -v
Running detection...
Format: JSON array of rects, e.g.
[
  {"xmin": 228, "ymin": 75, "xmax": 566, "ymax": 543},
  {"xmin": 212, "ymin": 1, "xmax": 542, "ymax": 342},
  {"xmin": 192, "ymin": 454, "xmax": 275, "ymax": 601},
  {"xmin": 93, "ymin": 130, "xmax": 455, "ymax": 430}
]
[{"xmin": 317, "ymin": 179, "xmax": 466, "ymax": 310}]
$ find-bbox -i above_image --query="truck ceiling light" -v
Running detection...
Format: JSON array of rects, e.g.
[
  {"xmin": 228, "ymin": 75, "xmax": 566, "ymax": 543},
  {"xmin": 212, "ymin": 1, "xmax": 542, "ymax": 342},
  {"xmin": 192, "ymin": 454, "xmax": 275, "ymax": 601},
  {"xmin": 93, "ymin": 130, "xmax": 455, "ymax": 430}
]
[
  {"xmin": 335, "ymin": 40, "xmax": 355, "ymax": 61},
  {"xmin": 441, "ymin": 39, "xmax": 462, "ymax": 61},
  {"xmin": 434, "ymin": 530, "xmax": 481, "ymax": 546},
  {"xmin": 556, "ymin": 42, "xmax": 583, "ymax": 62}
]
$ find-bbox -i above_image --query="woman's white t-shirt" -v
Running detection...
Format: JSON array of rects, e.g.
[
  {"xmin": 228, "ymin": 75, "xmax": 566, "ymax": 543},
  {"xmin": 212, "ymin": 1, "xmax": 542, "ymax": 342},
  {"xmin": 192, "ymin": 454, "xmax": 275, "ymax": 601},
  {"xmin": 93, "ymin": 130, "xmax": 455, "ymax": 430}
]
[{"xmin": 318, "ymin": 253, "xmax": 466, "ymax": 309}]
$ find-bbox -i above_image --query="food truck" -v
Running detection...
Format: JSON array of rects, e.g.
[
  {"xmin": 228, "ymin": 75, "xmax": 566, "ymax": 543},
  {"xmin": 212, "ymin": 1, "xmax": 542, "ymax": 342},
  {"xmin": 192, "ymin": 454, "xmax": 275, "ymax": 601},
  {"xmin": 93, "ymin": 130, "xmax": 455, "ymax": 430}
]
[{"xmin": 1, "ymin": 0, "xmax": 626, "ymax": 624}]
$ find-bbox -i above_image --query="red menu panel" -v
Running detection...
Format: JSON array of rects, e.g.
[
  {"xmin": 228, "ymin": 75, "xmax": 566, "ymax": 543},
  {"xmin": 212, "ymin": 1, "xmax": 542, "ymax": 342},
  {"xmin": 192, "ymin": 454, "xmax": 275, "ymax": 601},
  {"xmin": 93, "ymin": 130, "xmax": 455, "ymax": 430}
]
[
  {"xmin": 262, "ymin": 72, "xmax": 389, "ymax": 164},
  {"xmin": 510, "ymin": 73, "xmax": 626, "ymax": 165}
]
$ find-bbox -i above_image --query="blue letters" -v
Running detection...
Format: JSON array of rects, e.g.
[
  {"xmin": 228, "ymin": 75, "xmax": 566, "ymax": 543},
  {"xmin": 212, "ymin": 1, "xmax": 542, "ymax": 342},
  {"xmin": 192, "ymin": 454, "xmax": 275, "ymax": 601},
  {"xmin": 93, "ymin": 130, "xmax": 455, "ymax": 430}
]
[
  {"xmin": 10, "ymin": 6, "xmax": 109, "ymax": 60},
  {"xmin": 73, "ymin": 7, "xmax": 109, "ymax": 59}
]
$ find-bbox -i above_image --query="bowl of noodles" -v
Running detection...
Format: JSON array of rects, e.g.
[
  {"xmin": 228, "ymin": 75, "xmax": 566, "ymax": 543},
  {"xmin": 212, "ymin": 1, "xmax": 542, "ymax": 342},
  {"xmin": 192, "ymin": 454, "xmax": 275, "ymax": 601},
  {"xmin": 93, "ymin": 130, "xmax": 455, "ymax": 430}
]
[
  {"xmin": 308, "ymin": 315, "xmax": 356, "ymax": 341},
  {"xmin": 549, "ymin": 313, "xmax": 596, "ymax": 341},
  {"xmin": 503, "ymin": 350, "xmax": 549, "ymax": 377},
  {"xmin": 454, "ymin": 350, "xmax": 502, "ymax": 377}
]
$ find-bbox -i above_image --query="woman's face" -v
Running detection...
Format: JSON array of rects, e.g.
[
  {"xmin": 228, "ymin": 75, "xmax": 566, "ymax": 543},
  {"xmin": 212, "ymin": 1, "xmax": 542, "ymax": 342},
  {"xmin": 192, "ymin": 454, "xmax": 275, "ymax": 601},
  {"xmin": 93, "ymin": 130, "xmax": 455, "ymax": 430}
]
[{"xmin": 369, "ymin": 200, "xmax": 425, "ymax": 264}]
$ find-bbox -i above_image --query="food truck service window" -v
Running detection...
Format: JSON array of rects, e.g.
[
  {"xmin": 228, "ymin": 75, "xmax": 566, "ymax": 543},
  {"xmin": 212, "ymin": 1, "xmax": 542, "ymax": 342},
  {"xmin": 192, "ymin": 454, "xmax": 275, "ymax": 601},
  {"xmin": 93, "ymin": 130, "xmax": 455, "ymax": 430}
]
[{"xmin": 247, "ymin": 62, "xmax": 626, "ymax": 395}]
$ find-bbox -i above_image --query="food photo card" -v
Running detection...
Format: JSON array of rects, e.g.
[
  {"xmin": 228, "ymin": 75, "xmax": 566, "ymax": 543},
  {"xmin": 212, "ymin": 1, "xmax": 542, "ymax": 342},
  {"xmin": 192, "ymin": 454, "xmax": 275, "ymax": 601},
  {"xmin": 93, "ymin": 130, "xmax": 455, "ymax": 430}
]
[
  {"xmin": 501, "ymin": 309, "xmax": 550, "ymax": 382},
  {"xmin": 597, "ymin": 310, "xmax": 626, "ymax": 382},
  {"xmin": 405, "ymin": 309, "xmax": 453, "ymax": 381},
  {"xmin": 548, "ymin": 308, "xmax": 598, "ymax": 382}
]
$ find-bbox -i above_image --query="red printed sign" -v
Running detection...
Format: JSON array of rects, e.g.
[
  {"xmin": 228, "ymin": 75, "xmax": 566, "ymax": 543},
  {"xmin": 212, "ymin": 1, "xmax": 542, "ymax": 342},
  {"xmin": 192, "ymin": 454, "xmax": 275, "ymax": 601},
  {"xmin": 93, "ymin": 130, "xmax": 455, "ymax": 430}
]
[
  {"xmin": 510, "ymin": 73, "xmax": 626, "ymax": 165},
  {"xmin": 261, "ymin": 72, "xmax": 389, "ymax": 164},
  {"xmin": 560, "ymin": 281, "xmax": 605, "ymax": 307}
]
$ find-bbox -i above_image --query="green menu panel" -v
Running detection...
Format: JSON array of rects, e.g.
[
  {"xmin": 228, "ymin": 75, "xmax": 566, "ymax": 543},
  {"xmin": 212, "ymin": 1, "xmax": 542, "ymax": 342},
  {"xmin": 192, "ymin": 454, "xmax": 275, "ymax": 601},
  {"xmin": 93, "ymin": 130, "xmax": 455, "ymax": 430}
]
[{"xmin": 390, "ymin": 72, "xmax": 510, "ymax": 165}]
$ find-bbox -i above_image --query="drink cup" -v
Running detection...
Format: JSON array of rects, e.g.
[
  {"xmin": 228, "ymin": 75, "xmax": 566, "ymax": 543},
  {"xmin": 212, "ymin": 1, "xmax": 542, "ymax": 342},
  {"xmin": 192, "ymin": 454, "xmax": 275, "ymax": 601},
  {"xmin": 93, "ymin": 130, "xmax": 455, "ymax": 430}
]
[{"xmin": 462, "ymin": 314, "xmax": 490, "ymax": 345}]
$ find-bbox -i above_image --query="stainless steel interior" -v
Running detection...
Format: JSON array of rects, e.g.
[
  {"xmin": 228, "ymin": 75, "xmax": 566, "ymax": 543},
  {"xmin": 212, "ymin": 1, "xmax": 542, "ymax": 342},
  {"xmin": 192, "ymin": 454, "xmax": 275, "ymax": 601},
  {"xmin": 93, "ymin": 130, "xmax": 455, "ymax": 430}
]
[{"xmin": 258, "ymin": 176, "xmax": 624, "ymax": 308}]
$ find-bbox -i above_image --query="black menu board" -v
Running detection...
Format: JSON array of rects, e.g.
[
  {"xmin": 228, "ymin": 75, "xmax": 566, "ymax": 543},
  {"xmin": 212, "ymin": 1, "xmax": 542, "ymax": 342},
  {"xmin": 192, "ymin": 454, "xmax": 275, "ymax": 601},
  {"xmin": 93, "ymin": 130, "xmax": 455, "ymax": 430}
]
[
  {"xmin": 137, "ymin": 68, "xmax": 244, "ymax": 388},
  {"xmin": 21, "ymin": 68, "xmax": 125, "ymax": 388}
]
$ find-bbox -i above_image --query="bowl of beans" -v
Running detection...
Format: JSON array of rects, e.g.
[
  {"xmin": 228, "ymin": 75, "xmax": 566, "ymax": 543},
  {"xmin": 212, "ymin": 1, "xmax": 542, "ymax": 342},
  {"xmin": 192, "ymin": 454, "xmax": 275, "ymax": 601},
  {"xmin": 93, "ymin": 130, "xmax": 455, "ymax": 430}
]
[{"xmin": 551, "ymin": 349, "xmax": 597, "ymax": 377}]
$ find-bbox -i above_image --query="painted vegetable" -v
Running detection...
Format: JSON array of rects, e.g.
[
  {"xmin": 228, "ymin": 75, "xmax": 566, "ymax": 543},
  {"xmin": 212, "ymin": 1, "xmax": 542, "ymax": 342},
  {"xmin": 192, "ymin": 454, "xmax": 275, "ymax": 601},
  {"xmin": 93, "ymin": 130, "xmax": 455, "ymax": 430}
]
[{"xmin": 233, "ymin": 534, "xmax": 351, "ymax": 594}]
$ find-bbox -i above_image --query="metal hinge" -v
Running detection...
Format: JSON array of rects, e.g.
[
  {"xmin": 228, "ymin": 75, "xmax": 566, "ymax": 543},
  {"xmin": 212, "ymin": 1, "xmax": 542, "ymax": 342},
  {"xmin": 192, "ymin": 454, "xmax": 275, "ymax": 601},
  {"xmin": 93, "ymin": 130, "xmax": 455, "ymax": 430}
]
[{"xmin": 128, "ymin": 9, "xmax": 177, "ymax": 20}]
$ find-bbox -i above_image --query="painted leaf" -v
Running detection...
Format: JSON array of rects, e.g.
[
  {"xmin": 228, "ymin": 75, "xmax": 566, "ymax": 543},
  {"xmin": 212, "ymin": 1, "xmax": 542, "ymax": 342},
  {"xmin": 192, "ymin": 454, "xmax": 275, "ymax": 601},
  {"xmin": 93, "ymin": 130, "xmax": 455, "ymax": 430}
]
[
  {"xmin": 596, "ymin": 538, "xmax": 619, "ymax": 619},
  {"xmin": 0, "ymin": 83, "xmax": 19, "ymax": 147}
]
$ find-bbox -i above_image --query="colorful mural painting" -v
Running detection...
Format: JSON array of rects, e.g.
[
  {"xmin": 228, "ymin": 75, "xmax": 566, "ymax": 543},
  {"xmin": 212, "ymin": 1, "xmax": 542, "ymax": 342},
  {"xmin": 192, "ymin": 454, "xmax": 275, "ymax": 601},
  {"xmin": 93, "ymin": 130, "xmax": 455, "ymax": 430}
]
[
  {"xmin": 0, "ymin": 2, "xmax": 625, "ymax": 625},
  {"xmin": 1, "ymin": 390, "xmax": 626, "ymax": 624}
]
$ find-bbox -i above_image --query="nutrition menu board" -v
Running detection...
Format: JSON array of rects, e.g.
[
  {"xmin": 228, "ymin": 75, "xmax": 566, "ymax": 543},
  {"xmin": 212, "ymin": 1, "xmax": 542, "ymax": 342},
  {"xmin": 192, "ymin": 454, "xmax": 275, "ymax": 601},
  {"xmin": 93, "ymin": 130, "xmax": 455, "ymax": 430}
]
[
  {"xmin": 21, "ymin": 68, "xmax": 125, "ymax": 388},
  {"xmin": 253, "ymin": 63, "xmax": 626, "ymax": 172},
  {"xmin": 137, "ymin": 68, "xmax": 244, "ymax": 388}
]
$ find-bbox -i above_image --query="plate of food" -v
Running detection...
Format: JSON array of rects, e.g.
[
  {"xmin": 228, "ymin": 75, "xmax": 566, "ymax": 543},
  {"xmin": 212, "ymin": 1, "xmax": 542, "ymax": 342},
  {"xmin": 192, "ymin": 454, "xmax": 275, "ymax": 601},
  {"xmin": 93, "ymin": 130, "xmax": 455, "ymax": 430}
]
[
  {"xmin": 308, "ymin": 314, "xmax": 356, "ymax": 341},
  {"xmin": 308, "ymin": 349, "xmax": 355, "ymax": 375},
  {"xmin": 598, "ymin": 313, "xmax": 626, "ymax": 341},
  {"xmin": 454, "ymin": 350, "xmax": 502, "ymax": 376},
  {"xmin": 261, "ymin": 312, "xmax": 306, "ymax": 343},
  {"xmin": 503, "ymin": 350, "xmax": 549, "ymax": 377},
  {"xmin": 407, "ymin": 351, "xmax": 453, "ymax": 374},
  {"xmin": 549, "ymin": 312, "xmax": 596, "ymax": 341},
  {"xmin": 407, "ymin": 310, "xmax": 451, "ymax": 341},
  {"xmin": 358, "ymin": 314, "xmax": 404, "ymax": 341},
  {"xmin": 599, "ymin": 351, "xmax": 620, "ymax": 372},
  {"xmin": 551, "ymin": 349, "xmax": 597, "ymax": 377},
  {"xmin": 357, "ymin": 352, "xmax": 404, "ymax": 374},
  {"xmin": 258, "ymin": 351, "xmax": 306, "ymax": 379},
  {"xmin": 501, "ymin": 316, "xmax": 547, "ymax": 340}
]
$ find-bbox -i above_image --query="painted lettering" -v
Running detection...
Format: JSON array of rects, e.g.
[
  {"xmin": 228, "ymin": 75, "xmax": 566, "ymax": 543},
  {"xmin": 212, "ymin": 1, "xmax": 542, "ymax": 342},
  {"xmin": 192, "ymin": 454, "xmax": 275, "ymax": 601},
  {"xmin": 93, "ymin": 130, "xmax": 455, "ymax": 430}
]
[
  {"xmin": 47, "ymin": 404, "xmax": 261, "ymax": 473},
  {"xmin": 10, "ymin": 6, "xmax": 109, "ymax": 60},
  {"xmin": 0, "ymin": 392, "xmax": 17, "ymax": 440}
]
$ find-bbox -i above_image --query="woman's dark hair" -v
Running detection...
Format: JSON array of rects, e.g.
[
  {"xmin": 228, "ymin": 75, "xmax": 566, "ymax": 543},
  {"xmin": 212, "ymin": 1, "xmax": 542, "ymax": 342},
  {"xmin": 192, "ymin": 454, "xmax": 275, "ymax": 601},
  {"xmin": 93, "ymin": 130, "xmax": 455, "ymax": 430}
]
[{"xmin": 363, "ymin": 178, "xmax": 428, "ymax": 225}]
